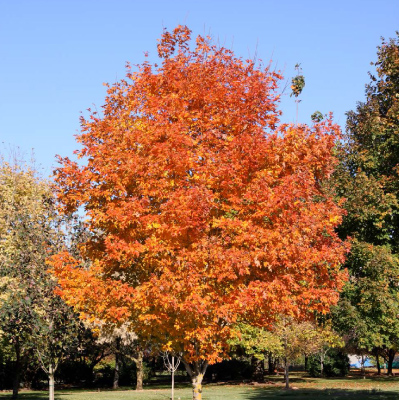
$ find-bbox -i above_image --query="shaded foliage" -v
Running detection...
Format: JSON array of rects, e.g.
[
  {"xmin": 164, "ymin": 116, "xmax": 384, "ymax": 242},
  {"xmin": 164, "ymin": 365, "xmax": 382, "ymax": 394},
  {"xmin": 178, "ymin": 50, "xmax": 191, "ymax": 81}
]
[
  {"xmin": 307, "ymin": 348, "xmax": 350, "ymax": 377},
  {"xmin": 332, "ymin": 34, "xmax": 399, "ymax": 372}
]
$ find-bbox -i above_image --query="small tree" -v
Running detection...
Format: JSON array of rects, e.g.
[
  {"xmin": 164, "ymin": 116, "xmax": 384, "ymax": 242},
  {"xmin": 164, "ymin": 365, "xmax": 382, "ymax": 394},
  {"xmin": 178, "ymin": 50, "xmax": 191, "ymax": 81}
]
[
  {"xmin": 232, "ymin": 319, "xmax": 342, "ymax": 388},
  {"xmin": 162, "ymin": 352, "xmax": 181, "ymax": 400},
  {"xmin": 273, "ymin": 318, "xmax": 318, "ymax": 389},
  {"xmin": 32, "ymin": 299, "xmax": 80, "ymax": 400},
  {"xmin": 310, "ymin": 325, "xmax": 343, "ymax": 376},
  {"xmin": 230, "ymin": 323, "xmax": 282, "ymax": 381}
]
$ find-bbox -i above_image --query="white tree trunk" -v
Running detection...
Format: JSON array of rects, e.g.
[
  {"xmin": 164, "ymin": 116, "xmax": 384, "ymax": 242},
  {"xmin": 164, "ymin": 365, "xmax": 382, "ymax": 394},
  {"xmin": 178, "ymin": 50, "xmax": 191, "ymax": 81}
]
[
  {"xmin": 49, "ymin": 364, "xmax": 55, "ymax": 400},
  {"xmin": 171, "ymin": 356, "xmax": 175, "ymax": 400}
]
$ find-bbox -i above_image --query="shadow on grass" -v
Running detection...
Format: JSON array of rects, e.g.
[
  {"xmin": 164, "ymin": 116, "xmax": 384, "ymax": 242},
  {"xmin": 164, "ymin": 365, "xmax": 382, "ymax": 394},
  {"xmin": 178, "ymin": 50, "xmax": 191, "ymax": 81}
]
[
  {"xmin": 240, "ymin": 387, "xmax": 399, "ymax": 400},
  {"xmin": 344, "ymin": 375, "xmax": 399, "ymax": 382},
  {"xmin": 145, "ymin": 382, "xmax": 192, "ymax": 390},
  {"xmin": 263, "ymin": 372, "xmax": 399, "ymax": 385},
  {"xmin": 0, "ymin": 393, "xmax": 72, "ymax": 400},
  {"xmin": 0, "ymin": 387, "xmax": 398, "ymax": 400},
  {"xmin": 1, "ymin": 375, "xmax": 398, "ymax": 400},
  {"xmin": 0, "ymin": 394, "xmax": 50, "ymax": 400},
  {"xmin": 228, "ymin": 388, "xmax": 399, "ymax": 400},
  {"xmin": 260, "ymin": 375, "xmax": 312, "ymax": 384}
]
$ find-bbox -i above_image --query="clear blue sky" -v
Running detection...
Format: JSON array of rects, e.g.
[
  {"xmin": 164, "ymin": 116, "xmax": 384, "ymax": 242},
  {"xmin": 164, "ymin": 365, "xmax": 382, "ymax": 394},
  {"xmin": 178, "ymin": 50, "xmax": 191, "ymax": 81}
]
[{"xmin": 0, "ymin": 0, "xmax": 398, "ymax": 176}]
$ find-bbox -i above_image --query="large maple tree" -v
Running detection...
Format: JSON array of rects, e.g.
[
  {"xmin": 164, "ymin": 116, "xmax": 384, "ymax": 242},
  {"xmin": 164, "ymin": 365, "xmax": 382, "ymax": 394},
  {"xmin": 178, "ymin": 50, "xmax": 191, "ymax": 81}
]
[{"xmin": 50, "ymin": 26, "xmax": 347, "ymax": 399}]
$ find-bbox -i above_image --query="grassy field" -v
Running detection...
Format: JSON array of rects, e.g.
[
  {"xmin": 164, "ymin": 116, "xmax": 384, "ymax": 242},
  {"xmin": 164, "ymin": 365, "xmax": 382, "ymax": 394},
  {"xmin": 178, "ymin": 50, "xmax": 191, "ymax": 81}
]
[{"xmin": 1, "ymin": 372, "xmax": 398, "ymax": 400}]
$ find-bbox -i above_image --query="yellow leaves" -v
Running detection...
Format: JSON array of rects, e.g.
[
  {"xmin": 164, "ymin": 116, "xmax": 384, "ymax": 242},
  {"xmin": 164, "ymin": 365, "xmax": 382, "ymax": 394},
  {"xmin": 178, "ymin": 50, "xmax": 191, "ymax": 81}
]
[
  {"xmin": 0, "ymin": 277, "xmax": 18, "ymax": 304},
  {"xmin": 164, "ymin": 341, "xmax": 174, "ymax": 352},
  {"xmin": 147, "ymin": 222, "xmax": 161, "ymax": 229},
  {"xmin": 329, "ymin": 215, "xmax": 340, "ymax": 224}
]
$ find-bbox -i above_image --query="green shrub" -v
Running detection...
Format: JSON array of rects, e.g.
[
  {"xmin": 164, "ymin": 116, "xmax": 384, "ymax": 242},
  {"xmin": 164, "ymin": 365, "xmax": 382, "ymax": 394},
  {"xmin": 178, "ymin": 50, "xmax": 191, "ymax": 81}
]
[
  {"xmin": 119, "ymin": 359, "xmax": 152, "ymax": 386},
  {"xmin": 308, "ymin": 349, "xmax": 350, "ymax": 377},
  {"xmin": 206, "ymin": 358, "xmax": 254, "ymax": 381}
]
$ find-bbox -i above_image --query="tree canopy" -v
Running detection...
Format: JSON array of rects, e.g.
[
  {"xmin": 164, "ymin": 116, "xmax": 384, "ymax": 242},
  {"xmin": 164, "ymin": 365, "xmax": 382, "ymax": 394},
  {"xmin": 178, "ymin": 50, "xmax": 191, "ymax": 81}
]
[
  {"xmin": 0, "ymin": 158, "xmax": 83, "ymax": 399},
  {"xmin": 50, "ymin": 26, "xmax": 348, "ymax": 399},
  {"xmin": 332, "ymin": 34, "xmax": 399, "ymax": 374}
]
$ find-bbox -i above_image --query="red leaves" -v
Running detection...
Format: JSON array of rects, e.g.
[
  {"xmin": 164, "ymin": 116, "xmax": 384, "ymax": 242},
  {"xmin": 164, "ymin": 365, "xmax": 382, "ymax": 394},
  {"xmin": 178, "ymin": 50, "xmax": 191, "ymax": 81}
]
[
  {"xmin": 157, "ymin": 25, "xmax": 192, "ymax": 58},
  {"xmin": 51, "ymin": 26, "xmax": 348, "ymax": 365}
]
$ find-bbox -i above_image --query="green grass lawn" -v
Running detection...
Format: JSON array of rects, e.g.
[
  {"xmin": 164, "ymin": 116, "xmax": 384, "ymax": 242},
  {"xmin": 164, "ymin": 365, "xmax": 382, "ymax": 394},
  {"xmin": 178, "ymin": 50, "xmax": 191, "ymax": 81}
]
[{"xmin": 1, "ymin": 373, "xmax": 398, "ymax": 400}]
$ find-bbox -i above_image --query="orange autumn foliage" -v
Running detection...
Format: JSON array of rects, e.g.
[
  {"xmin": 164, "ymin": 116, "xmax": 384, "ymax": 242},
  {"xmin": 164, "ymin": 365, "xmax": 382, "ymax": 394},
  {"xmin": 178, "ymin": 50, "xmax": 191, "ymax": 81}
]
[{"xmin": 50, "ymin": 26, "xmax": 348, "ymax": 366}]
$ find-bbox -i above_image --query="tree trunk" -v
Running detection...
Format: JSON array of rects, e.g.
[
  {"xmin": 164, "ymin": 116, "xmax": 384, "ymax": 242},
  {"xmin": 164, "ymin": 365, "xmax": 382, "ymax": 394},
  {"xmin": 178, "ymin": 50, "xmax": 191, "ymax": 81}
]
[
  {"xmin": 12, "ymin": 367, "xmax": 20, "ymax": 400},
  {"xmin": 361, "ymin": 355, "xmax": 366, "ymax": 378},
  {"xmin": 171, "ymin": 357, "xmax": 175, "ymax": 400},
  {"xmin": 12, "ymin": 343, "xmax": 21, "ymax": 400},
  {"xmin": 284, "ymin": 358, "xmax": 290, "ymax": 390},
  {"xmin": 251, "ymin": 356, "xmax": 264, "ymax": 382},
  {"xmin": 135, "ymin": 351, "xmax": 144, "ymax": 390},
  {"xmin": 304, "ymin": 355, "xmax": 309, "ymax": 372},
  {"xmin": 387, "ymin": 349, "xmax": 395, "ymax": 376},
  {"xmin": 375, "ymin": 353, "xmax": 381, "ymax": 375},
  {"xmin": 48, "ymin": 366, "xmax": 55, "ymax": 400},
  {"xmin": 320, "ymin": 354, "xmax": 324, "ymax": 377},
  {"xmin": 191, "ymin": 373, "xmax": 204, "ymax": 400},
  {"xmin": 268, "ymin": 353, "xmax": 276, "ymax": 375},
  {"xmin": 182, "ymin": 359, "xmax": 208, "ymax": 400},
  {"xmin": 113, "ymin": 351, "xmax": 120, "ymax": 389}
]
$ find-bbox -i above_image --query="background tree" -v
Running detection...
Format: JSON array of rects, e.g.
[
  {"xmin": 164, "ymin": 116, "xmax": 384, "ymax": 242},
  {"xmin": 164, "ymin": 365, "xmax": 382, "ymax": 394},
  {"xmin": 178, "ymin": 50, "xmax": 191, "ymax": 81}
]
[
  {"xmin": 275, "ymin": 318, "xmax": 315, "ymax": 390},
  {"xmin": 310, "ymin": 324, "xmax": 343, "ymax": 376},
  {"xmin": 94, "ymin": 322, "xmax": 147, "ymax": 390},
  {"xmin": 50, "ymin": 26, "xmax": 348, "ymax": 400},
  {"xmin": 332, "ymin": 241, "xmax": 398, "ymax": 373},
  {"xmin": 332, "ymin": 35, "xmax": 399, "ymax": 375},
  {"xmin": 31, "ymin": 287, "xmax": 81, "ymax": 400},
  {"xmin": 0, "ymin": 159, "xmax": 55, "ymax": 398},
  {"xmin": 229, "ymin": 323, "xmax": 282, "ymax": 380},
  {"xmin": 0, "ymin": 157, "xmax": 82, "ymax": 399},
  {"xmin": 232, "ymin": 319, "xmax": 342, "ymax": 388}
]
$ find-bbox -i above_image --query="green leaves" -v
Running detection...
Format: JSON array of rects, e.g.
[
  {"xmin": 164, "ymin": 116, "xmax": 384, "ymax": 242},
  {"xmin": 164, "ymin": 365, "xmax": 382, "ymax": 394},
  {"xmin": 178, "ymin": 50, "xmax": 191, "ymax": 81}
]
[
  {"xmin": 0, "ymin": 157, "xmax": 84, "ymax": 385},
  {"xmin": 311, "ymin": 111, "xmax": 324, "ymax": 123},
  {"xmin": 332, "ymin": 35, "xmax": 399, "ymax": 359},
  {"xmin": 290, "ymin": 64, "xmax": 305, "ymax": 98},
  {"xmin": 290, "ymin": 75, "xmax": 305, "ymax": 97}
]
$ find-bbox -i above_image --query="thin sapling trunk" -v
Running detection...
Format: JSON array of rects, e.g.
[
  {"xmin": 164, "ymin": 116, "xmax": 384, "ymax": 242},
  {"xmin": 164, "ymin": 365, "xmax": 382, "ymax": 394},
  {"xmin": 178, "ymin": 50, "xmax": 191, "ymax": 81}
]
[{"xmin": 49, "ymin": 364, "xmax": 55, "ymax": 400}]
